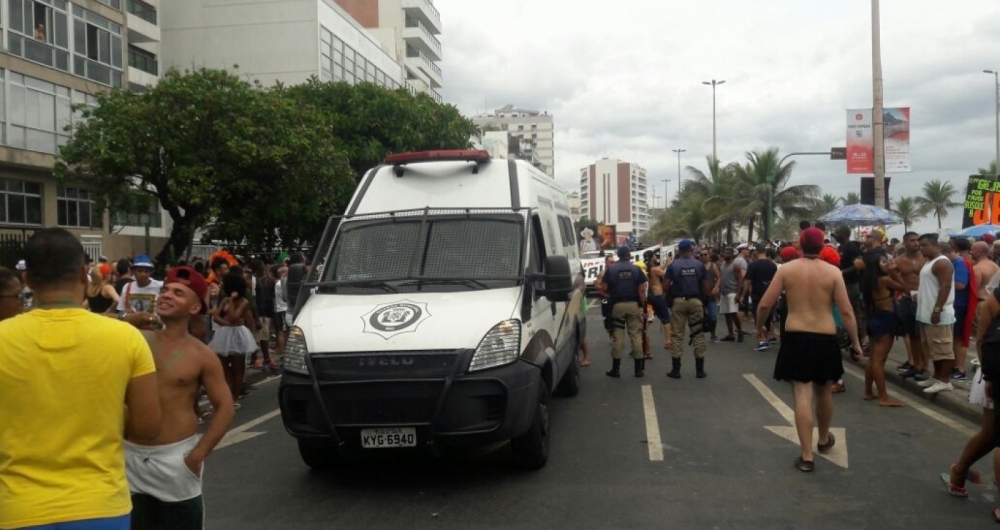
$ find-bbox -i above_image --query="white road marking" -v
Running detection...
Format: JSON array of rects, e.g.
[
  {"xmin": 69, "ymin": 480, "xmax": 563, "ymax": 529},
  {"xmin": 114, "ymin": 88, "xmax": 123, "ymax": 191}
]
[
  {"xmin": 252, "ymin": 374, "xmax": 281, "ymax": 387},
  {"xmin": 744, "ymin": 374, "xmax": 850, "ymax": 468},
  {"xmin": 216, "ymin": 409, "xmax": 282, "ymax": 450},
  {"xmin": 641, "ymin": 385, "xmax": 664, "ymax": 462},
  {"xmin": 840, "ymin": 363, "xmax": 977, "ymax": 438}
]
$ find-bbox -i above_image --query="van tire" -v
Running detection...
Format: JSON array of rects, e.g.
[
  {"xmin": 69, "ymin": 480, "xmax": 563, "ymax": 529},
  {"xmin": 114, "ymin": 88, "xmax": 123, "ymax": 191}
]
[
  {"xmin": 510, "ymin": 383, "xmax": 550, "ymax": 470},
  {"xmin": 297, "ymin": 439, "xmax": 343, "ymax": 471},
  {"xmin": 554, "ymin": 357, "xmax": 580, "ymax": 397}
]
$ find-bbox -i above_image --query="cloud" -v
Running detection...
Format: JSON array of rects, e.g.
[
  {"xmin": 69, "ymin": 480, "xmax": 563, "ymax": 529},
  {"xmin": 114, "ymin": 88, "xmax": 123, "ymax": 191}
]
[{"xmin": 437, "ymin": 0, "xmax": 1000, "ymax": 236}]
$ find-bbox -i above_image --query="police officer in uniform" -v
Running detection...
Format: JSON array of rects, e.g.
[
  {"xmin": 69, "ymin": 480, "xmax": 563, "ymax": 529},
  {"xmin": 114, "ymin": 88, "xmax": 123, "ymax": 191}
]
[
  {"xmin": 604, "ymin": 245, "xmax": 648, "ymax": 377},
  {"xmin": 664, "ymin": 239, "xmax": 711, "ymax": 378}
]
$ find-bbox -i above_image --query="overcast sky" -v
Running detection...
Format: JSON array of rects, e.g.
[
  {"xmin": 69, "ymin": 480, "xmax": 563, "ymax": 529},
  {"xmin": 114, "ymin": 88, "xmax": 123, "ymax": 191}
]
[{"xmin": 436, "ymin": 0, "xmax": 1000, "ymax": 238}]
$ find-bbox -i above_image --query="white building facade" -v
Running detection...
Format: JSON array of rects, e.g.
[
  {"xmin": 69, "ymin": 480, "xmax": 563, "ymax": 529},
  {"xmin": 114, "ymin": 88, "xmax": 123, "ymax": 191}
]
[
  {"xmin": 471, "ymin": 105, "xmax": 554, "ymax": 177},
  {"xmin": 0, "ymin": 0, "xmax": 169, "ymax": 262},
  {"xmin": 579, "ymin": 158, "xmax": 649, "ymax": 236}
]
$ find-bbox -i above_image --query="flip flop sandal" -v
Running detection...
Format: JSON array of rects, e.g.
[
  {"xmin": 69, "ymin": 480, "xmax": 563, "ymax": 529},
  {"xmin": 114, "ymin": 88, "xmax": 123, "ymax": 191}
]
[
  {"xmin": 940, "ymin": 473, "xmax": 969, "ymax": 497},
  {"xmin": 794, "ymin": 457, "xmax": 814, "ymax": 472},
  {"xmin": 950, "ymin": 464, "xmax": 983, "ymax": 485},
  {"xmin": 817, "ymin": 433, "xmax": 836, "ymax": 454}
]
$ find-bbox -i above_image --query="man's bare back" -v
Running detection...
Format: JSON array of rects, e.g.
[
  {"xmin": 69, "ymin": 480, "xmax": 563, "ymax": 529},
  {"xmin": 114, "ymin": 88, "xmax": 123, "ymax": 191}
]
[
  {"xmin": 774, "ymin": 258, "xmax": 845, "ymax": 335},
  {"xmin": 974, "ymin": 255, "xmax": 1000, "ymax": 300},
  {"xmin": 649, "ymin": 265, "xmax": 666, "ymax": 296}
]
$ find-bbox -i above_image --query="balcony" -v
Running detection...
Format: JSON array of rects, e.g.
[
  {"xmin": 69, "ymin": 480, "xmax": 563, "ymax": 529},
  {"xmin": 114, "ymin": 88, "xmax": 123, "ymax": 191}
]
[
  {"xmin": 402, "ymin": 0, "xmax": 441, "ymax": 34},
  {"xmin": 403, "ymin": 18, "xmax": 441, "ymax": 60},
  {"xmin": 405, "ymin": 47, "xmax": 442, "ymax": 87},
  {"xmin": 126, "ymin": 1, "xmax": 159, "ymax": 45}
]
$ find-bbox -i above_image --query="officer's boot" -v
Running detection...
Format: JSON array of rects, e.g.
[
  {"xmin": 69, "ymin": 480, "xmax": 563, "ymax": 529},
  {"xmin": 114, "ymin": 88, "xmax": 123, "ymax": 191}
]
[
  {"xmin": 606, "ymin": 359, "xmax": 621, "ymax": 378},
  {"xmin": 667, "ymin": 357, "xmax": 682, "ymax": 379},
  {"xmin": 696, "ymin": 357, "xmax": 707, "ymax": 379},
  {"xmin": 634, "ymin": 358, "xmax": 645, "ymax": 378}
]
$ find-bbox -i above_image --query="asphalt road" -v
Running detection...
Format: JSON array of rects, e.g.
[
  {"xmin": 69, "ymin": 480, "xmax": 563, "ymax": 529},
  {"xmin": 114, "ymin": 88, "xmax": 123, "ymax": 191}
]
[{"xmin": 202, "ymin": 307, "xmax": 999, "ymax": 529}]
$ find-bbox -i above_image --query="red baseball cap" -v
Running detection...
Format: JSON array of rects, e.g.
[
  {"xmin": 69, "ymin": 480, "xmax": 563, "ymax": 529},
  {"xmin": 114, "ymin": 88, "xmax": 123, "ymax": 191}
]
[
  {"xmin": 164, "ymin": 266, "xmax": 209, "ymax": 313},
  {"xmin": 780, "ymin": 247, "xmax": 799, "ymax": 262}
]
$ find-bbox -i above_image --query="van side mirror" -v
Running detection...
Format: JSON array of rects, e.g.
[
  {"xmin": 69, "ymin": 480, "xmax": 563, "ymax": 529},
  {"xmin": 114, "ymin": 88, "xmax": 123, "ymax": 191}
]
[{"xmin": 533, "ymin": 255, "xmax": 574, "ymax": 302}]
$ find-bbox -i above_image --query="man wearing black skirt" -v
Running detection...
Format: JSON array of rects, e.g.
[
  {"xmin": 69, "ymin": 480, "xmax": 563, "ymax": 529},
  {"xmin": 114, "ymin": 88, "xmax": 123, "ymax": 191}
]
[{"xmin": 755, "ymin": 228, "xmax": 863, "ymax": 472}]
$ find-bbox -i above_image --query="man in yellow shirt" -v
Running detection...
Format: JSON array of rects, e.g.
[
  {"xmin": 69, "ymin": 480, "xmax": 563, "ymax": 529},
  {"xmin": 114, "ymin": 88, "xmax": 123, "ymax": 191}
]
[{"xmin": 0, "ymin": 228, "xmax": 161, "ymax": 530}]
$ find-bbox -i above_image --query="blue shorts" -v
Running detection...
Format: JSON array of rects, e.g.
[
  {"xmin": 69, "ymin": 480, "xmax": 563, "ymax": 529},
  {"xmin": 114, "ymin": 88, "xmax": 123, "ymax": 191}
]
[{"xmin": 16, "ymin": 515, "xmax": 130, "ymax": 530}]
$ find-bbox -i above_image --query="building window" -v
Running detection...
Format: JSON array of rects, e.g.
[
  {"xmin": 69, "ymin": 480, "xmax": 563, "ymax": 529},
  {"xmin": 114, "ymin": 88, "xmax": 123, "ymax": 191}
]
[
  {"xmin": 321, "ymin": 26, "xmax": 398, "ymax": 90},
  {"xmin": 0, "ymin": 179, "xmax": 43, "ymax": 225},
  {"xmin": 94, "ymin": 0, "xmax": 121, "ymax": 9},
  {"xmin": 127, "ymin": 45, "xmax": 157, "ymax": 75},
  {"xmin": 57, "ymin": 186, "xmax": 100, "ymax": 228},
  {"xmin": 110, "ymin": 194, "xmax": 161, "ymax": 228},
  {"xmin": 72, "ymin": 6, "xmax": 123, "ymax": 87},
  {"xmin": 6, "ymin": 72, "xmax": 75, "ymax": 154},
  {"xmin": 7, "ymin": 0, "xmax": 70, "ymax": 72},
  {"xmin": 126, "ymin": 0, "xmax": 155, "ymax": 23}
]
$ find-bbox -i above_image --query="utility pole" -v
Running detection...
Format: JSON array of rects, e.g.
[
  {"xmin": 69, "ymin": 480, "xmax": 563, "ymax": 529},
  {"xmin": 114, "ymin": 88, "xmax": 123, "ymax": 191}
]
[
  {"xmin": 701, "ymin": 80, "xmax": 725, "ymax": 163},
  {"xmin": 986, "ymin": 69, "xmax": 1000, "ymax": 180},
  {"xmin": 672, "ymin": 148, "xmax": 686, "ymax": 198},
  {"xmin": 661, "ymin": 178, "xmax": 671, "ymax": 208},
  {"xmin": 872, "ymin": 0, "xmax": 886, "ymax": 208}
]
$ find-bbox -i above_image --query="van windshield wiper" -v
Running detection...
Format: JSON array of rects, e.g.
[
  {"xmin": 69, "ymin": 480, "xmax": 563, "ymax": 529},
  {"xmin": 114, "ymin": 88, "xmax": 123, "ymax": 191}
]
[{"xmin": 398, "ymin": 279, "xmax": 489, "ymax": 290}]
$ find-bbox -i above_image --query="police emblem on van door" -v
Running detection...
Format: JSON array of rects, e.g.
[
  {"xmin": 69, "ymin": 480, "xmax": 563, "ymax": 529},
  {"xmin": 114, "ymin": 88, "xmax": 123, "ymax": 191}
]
[{"xmin": 361, "ymin": 300, "xmax": 431, "ymax": 340}]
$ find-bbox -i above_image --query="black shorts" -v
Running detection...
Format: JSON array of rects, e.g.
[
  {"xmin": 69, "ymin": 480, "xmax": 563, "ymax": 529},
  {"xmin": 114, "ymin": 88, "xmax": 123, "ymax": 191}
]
[
  {"xmin": 773, "ymin": 332, "xmax": 845, "ymax": 384},
  {"xmin": 895, "ymin": 296, "xmax": 919, "ymax": 338},
  {"xmin": 274, "ymin": 312, "xmax": 290, "ymax": 333},
  {"xmin": 132, "ymin": 493, "xmax": 203, "ymax": 530},
  {"xmin": 648, "ymin": 294, "xmax": 671, "ymax": 324}
]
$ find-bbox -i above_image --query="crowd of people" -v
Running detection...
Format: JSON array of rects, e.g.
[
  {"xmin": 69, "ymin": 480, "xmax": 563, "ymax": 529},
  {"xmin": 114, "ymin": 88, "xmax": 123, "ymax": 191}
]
[
  {"xmin": 592, "ymin": 221, "xmax": 1000, "ymax": 517},
  {"xmin": 0, "ymin": 228, "xmax": 311, "ymax": 529}
]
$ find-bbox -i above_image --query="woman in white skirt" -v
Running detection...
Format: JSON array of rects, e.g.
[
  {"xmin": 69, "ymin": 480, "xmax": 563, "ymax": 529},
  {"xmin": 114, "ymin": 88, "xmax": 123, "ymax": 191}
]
[{"xmin": 210, "ymin": 269, "xmax": 258, "ymax": 403}]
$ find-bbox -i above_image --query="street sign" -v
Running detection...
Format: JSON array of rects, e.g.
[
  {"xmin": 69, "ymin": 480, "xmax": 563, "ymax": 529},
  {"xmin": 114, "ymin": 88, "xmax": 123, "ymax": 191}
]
[{"xmin": 830, "ymin": 147, "xmax": 847, "ymax": 160}]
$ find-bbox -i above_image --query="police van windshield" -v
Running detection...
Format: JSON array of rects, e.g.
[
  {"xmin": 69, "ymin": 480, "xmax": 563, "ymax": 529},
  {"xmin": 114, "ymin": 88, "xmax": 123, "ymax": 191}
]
[{"xmin": 317, "ymin": 213, "xmax": 525, "ymax": 294}]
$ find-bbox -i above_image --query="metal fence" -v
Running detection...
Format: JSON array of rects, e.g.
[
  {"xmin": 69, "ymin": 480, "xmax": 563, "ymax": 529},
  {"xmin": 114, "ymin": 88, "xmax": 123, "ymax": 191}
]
[{"xmin": 0, "ymin": 232, "xmax": 30, "ymax": 270}]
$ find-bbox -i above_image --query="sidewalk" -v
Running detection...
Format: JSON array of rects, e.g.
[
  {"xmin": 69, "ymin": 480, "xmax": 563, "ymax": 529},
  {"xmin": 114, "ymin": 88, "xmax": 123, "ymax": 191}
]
[{"xmin": 844, "ymin": 339, "xmax": 980, "ymax": 424}]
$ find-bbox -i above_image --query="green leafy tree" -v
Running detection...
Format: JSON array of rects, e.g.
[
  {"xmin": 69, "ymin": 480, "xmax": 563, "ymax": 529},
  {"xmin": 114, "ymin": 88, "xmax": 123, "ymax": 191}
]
[
  {"xmin": 728, "ymin": 148, "xmax": 821, "ymax": 242},
  {"xmin": 815, "ymin": 193, "xmax": 841, "ymax": 217},
  {"xmin": 892, "ymin": 196, "xmax": 928, "ymax": 234},
  {"xmin": 284, "ymin": 79, "xmax": 477, "ymax": 184},
  {"xmin": 916, "ymin": 179, "xmax": 961, "ymax": 229},
  {"xmin": 841, "ymin": 192, "xmax": 861, "ymax": 205},
  {"xmin": 684, "ymin": 157, "xmax": 740, "ymax": 244},
  {"xmin": 979, "ymin": 160, "xmax": 998, "ymax": 177}
]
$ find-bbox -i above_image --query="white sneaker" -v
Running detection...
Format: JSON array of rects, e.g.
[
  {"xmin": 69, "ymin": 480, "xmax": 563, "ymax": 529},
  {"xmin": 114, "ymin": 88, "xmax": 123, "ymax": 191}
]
[
  {"xmin": 923, "ymin": 381, "xmax": 954, "ymax": 394},
  {"xmin": 917, "ymin": 378, "xmax": 938, "ymax": 388}
]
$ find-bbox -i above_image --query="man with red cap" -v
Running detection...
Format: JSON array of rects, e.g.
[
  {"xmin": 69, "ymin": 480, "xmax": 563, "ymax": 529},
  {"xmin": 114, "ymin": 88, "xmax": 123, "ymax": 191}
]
[
  {"xmin": 124, "ymin": 266, "xmax": 235, "ymax": 528},
  {"xmin": 755, "ymin": 227, "xmax": 863, "ymax": 472}
]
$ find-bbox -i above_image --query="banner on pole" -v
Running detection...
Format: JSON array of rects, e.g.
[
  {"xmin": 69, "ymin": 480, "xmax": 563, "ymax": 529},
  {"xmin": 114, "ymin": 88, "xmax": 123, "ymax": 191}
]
[
  {"xmin": 884, "ymin": 107, "xmax": 911, "ymax": 173},
  {"xmin": 846, "ymin": 109, "xmax": 873, "ymax": 174}
]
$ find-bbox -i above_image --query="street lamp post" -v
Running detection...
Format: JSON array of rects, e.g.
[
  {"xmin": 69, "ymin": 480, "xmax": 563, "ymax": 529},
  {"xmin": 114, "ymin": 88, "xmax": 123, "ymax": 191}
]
[
  {"xmin": 672, "ymin": 148, "xmax": 686, "ymax": 198},
  {"xmin": 701, "ymin": 80, "xmax": 725, "ymax": 163},
  {"xmin": 661, "ymin": 179, "xmax": 671, "ymax": 209},
  {"xmin": 985, "ymin": 69, "xmax": 1000, "ymax": 180}
]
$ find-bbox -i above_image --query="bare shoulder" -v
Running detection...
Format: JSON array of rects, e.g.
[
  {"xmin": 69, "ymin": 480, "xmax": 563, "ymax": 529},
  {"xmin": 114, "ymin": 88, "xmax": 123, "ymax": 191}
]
[{"xmin": 188, "ymin": 337, "xmax": 219, "ymax": 366}]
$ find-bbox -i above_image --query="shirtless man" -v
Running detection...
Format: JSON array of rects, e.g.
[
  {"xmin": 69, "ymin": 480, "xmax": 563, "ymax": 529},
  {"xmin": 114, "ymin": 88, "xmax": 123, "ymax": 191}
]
[
  {"xmin": 972, "ymin": 241, "xmax": 1000, "ymax": 335},
  {"xmin": 646, "ymin": 250, "xmax": 673, "ymax": 351},
  {"xmin": 895, "ymin": 232, "xmax": 930, "ymax": 381},
  {"xmin": 756, "ymin": 228, "xmax": 862, "ymax": 472},
  {"xmin": 125, "ymin": 266, "xmax": 235, "ymax": 529}
]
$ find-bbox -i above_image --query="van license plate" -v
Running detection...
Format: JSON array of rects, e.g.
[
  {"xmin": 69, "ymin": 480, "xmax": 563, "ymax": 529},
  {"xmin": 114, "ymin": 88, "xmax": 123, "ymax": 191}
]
[{"xmin": 360, "ymin": 427, "xmax": 417, "ymax": 449}]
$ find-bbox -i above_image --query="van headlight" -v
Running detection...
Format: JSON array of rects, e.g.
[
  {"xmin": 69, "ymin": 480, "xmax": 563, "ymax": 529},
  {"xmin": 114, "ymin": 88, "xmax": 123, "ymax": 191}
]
[
  {"xmin": 283, "ymin": 326, "xmax": 310, "ymax": 375},
  {"xmin": 468, "ymin": 320, "xmax": 522, "ymax": 372}
]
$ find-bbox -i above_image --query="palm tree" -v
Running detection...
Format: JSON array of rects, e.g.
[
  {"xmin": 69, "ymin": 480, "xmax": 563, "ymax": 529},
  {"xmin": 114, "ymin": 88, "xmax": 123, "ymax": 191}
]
[
  {"xmin": 892, "ymin": 196, "xmax": 928, "ymax": 233},
  {"xmin": 814, "ymin": 193, "xmax": 842, "ymax": 218},
  {"xmin": 916, "ymin": 179, "xmax": 961, "ymax": 229},
  {"xmin": 979, "ymin": 160, "xmax": 998, "ymax": 177},
  {"xmin": 684, "ymin": 156, "xmax": 741, "ymax": 244},
  {"xmin": 728, "ymin": 148, "xmax": 821, "ymax": 242},
  {"xmin": 841, "ymin": 192, "xmax": 861, "ymax": 205}
]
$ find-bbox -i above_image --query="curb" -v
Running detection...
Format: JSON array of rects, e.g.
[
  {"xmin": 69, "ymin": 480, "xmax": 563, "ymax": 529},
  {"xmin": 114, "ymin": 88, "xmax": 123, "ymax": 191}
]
[{"xmin": 842, "ymin": 351, "xmax": 980, "ymax": 425}]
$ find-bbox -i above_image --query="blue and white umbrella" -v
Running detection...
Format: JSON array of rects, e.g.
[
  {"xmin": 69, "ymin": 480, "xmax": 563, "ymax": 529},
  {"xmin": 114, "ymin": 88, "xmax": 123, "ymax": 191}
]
[
  {"xmin": 952, "ymin": 224, "xmax": 1000, "ymax": 239},
  {"xmin": 819, "ymin": 204, "xmax": 903, "ymax": 227}
]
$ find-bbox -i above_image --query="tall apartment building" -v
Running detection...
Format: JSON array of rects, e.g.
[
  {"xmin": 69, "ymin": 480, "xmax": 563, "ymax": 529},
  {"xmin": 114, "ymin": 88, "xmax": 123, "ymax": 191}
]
[
  {"xmin": 160, "ymin": 0, "xmax": 407, "ymax": 95},
  {"xmin": 0, "ymin": 0, "xmax": 167, "ymax": 262},
  {"xmin": 471, "ymin": 105, "xmax": 554, "ymax": 177},
  {"xmin": 333, "ymin": 0, "xmax": 442, "ymax": 101},
  {"xmin": 579, "ymin": 158, "xmax": 650, "ymax": 237}
]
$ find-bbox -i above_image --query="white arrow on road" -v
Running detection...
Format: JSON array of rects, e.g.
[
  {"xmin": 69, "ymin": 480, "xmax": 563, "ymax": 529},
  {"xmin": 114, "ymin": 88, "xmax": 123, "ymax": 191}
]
[
  {"xmin": 744, "ymin": 374, "xmax": 849, "ymax": 469},
  {"xmin": 216, "ymin": 409, "xmax": 281, "ymax": 450}
]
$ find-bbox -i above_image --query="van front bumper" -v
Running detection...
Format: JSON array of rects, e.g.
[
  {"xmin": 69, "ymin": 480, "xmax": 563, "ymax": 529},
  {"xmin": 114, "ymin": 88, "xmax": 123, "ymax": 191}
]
[{"xmin": 278, "ymin": 350, "xmax": 540, "ymax": 449}]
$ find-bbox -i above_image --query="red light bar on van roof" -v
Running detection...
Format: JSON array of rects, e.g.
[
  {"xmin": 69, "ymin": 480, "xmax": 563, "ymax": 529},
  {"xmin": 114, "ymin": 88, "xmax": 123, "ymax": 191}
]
[
  {"xmin": 386, "ymin": 150, "xmax": 492, "ymax": 177},
  {"xmin": 385, "ymin": 150, "xmax": 492, "ymax": 165}
]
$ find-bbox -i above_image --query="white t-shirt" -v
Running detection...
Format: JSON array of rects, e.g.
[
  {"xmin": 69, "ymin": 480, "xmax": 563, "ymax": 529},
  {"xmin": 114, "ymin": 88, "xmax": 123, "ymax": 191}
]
[
  {"xmin": 274, "ymin": 279, "xmax": 288, "ymax": 313},
  {"xmin": 117, "ymin": 279, "xmax": 163, "ymax": 313}
]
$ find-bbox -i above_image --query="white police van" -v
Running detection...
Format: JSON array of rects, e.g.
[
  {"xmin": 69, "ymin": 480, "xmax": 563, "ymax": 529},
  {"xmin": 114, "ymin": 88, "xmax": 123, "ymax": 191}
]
[{"xmin": 279, "ymin": 150, "xmax": 585, "ymax": 471}]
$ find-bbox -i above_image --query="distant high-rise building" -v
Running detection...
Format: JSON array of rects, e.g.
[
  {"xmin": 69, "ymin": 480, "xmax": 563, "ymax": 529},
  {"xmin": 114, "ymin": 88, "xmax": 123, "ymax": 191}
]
[
  {"xmin": 472, "ymin": 105, "xmax": 554, "ymax": 177},
  {"xmin": 579, "ymin": 159, "xmax": 650, "ymax": 236},
  {"xmin": 334, "ymin": 0, "xmax": 442, "ymax": 101}
]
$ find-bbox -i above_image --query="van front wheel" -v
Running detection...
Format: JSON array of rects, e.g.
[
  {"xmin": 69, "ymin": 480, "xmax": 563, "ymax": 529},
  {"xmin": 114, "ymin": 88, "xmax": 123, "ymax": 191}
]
[{"xmin": 510, "ymin": 383, "xmax": 550, "ymax": 470}]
